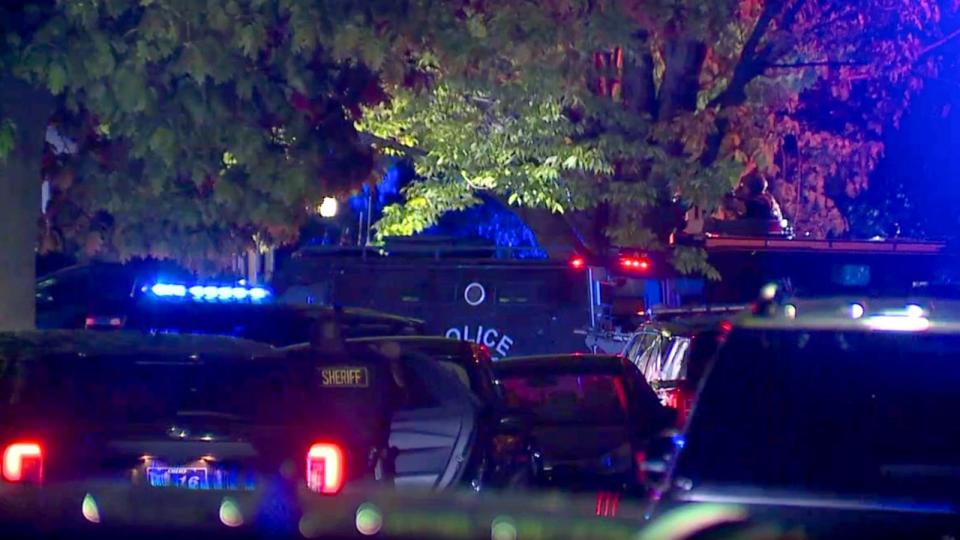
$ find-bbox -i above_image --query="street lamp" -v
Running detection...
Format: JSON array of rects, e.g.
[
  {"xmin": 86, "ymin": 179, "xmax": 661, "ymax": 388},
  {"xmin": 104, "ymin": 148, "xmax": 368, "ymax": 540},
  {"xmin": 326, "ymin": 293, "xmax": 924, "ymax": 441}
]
[{"xmin": 319, "ymin": 197, "xmax": 338, "ymax": 218}]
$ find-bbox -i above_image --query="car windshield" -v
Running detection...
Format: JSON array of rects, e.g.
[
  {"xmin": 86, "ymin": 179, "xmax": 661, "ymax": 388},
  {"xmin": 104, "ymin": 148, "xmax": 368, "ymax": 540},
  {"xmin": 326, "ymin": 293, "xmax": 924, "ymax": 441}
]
[
  {"xmin": 0, "ymin": 353, "xmax": 312, "ymax": 426},
  {"xmin": 679, "ymin": 328, "xmax": 960, "ymax": 500},
  {"xmin": 499, "ymin": 373, "xmax": 628, "ymax": 424}
]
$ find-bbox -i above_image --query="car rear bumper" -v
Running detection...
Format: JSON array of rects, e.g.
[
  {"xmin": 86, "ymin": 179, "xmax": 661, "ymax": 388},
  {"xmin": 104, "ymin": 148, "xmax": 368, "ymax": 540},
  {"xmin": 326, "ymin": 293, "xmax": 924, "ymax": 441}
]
[{"xmin": 0, "ymin": 478, "xmax": 304, "ymax": 537}]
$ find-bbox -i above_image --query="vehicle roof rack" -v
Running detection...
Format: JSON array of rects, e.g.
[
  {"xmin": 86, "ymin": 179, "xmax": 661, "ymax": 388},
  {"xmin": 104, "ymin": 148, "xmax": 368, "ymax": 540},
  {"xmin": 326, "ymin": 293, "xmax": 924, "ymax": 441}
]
[{"xmin": 702, "ymin": 236, "xmax": 946, "ymax": 254}]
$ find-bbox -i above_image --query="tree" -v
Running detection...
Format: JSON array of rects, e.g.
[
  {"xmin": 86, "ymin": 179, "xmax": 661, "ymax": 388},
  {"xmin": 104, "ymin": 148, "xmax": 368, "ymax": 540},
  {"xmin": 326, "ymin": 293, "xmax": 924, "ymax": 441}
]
[
  {"xmin": 0, "ymin": 0, "xmax": 451, "ymax": 329},
  {"xmin": 359, "ymin": 0, "xmax": 953, "ymax": 274}
]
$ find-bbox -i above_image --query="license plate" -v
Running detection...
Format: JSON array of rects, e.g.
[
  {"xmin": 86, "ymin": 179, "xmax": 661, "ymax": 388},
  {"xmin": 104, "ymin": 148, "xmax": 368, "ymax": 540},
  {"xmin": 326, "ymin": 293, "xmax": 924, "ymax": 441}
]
[{"xmin": 146, "ymin": 466, "xmax": 255, "ymax": 491}]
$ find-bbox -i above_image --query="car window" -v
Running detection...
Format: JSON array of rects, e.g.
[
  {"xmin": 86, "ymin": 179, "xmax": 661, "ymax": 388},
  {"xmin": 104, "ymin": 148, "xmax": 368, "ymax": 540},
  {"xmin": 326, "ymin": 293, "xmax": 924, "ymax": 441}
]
[
  {"xmin": 0, "ymin": 354, "xmax": 312, "ymax": 426},
  {"xmin": 35, "ymin": 273, "xmax": 88, "ymax": 305},
  {"xmin": 393, "ymin": 354, "xmax": 442, "ymax": 411},
  {"xmin": 661, "ymin": 337, "xmax": 691, "ymax": 382},
  {"xmin": 678, "ymin": 329, "xmax": 960, "ymax": 499},
  {"xmin": 500, "ymin": 373, "xmax": 627, "ymax": 424}
]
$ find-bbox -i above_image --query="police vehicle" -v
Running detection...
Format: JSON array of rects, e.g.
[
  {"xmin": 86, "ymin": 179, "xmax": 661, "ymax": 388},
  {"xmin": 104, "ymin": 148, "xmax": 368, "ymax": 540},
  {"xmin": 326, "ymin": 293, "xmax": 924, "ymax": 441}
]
[
  {"xmin": 0, "ymin": 329, "xmax": 508, "ymax": 521},
  {"xmin": 35, "ymin": 261, "xmax": 192, "ymax": 330},
  {"xmin": 0, "ymin": 331, "xmax": 393, "ymax": 524},
  {"xmin": 36, "ymin": 262, "xmax": 425, "ymax": 345},
  {"xmin": 644, "ymin": 295, "xmax": 960, "ymax": 538},
  {"xmin": 126, "ymin": 282, "xmax": 425, "ymax": 345},
  {"xmin": 273, "ymin": 242, "xmax": 592, "ymax": 358},
  {"xmin": 289, "ymin": 336, "xmax": 538, "ymax": 492}
]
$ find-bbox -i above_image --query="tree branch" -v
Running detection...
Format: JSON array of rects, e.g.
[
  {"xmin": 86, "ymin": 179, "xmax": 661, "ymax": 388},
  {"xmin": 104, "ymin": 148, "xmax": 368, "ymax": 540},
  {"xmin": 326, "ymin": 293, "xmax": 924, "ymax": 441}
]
[
  {"xmin": 707, "ymin": 0, "xmax": 786, "ymax": 109},
  {"xmin": 358, "ymin": 132, "xmax": 426, "ymax": 157},
  {"xmin": 765, "ymin": 60, "xmax": 864, "ymax": 69},
  {"xmin": 919, "ymin": 26, "xmax": 960, "ymax": 59}
]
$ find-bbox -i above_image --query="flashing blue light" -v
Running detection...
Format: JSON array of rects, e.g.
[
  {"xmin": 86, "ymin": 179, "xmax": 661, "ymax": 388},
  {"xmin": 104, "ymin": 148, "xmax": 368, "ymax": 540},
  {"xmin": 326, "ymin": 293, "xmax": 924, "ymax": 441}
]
[
  {"xmin": 146, "ymin": 282, "xmax": 272, "ymax": 303},
  {"xmin": 249, "ymin": 287, "xmax": 269, "ymax": 301},
  {"xmin": 673, "ymin": 434, "xmax": 686, "ymax": 450},
  {"xmin": 905, "ymin": 304, "xmax": 925, "ymax": 318},
  {"xmin": 151, "ymin": 283, "xmax": 186, "ymax": 297}
]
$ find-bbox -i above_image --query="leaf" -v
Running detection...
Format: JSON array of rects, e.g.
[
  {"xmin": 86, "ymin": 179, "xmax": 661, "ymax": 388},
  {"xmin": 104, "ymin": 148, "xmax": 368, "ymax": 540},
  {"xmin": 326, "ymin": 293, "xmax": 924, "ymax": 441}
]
[
  {"xmin": 177, "ymin": 45, "xmax": 207, "ymax": 83},
  {"xmin": 113, "ymin": 67, "xmax": 148, "ymax": 112},
  {"xmin": 0, "ymin": 119, "xmax": 16, "ymax": 162},
  {"xmin": 237, "ymin": 23, "xmax": 267, "ymax": 58},
  {"xmin": 466, "ymin": 16, "xmax": 488, "ymax": 39},
  {"xmin": 46, "ymin": 63, "xmax": 67, "ymax": 95},
  {"xmin": 148, "ymin": 127, "xmax": 176, "ymax": 164}
]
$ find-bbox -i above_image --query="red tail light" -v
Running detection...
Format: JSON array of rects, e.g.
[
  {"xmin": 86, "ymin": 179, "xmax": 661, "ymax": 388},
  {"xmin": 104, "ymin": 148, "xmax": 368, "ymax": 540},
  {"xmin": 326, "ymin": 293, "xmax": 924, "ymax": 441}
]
[
  {"xmin": 306, "ymin": 443, "xmax": 344, "ymax": 494},
  {"xmin": 3, "ymin": 442, "xmax": 43, "ymax": 483},
  {"xmin": 595, "ymin": 491, "xmax": 621, "ymax": 517},
  {"xmin": 618, "ymin": 256, "xmax": 650, "ymax": 272},
  {"xmin": 84, "ymin": 316, "xmax": 123, "ymax": 329}
]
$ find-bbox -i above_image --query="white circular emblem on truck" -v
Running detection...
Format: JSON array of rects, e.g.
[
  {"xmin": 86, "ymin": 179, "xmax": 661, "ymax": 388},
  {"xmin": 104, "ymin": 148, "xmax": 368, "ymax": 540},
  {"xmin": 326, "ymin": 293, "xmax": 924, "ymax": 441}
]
[{"xmin": 464, "ymin": 282, "xmax": 486, "ymax": 306}]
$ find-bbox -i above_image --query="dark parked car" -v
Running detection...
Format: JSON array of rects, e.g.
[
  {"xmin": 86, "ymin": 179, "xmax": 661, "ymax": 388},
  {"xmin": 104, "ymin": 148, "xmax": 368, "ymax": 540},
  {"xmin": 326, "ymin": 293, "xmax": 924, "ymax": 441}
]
[
  {"xmin": 35, "ymin": 262, "xmax": 191, "ymax": 330},
  {"xmin": 646, "ymin": 297, "xmax": 960, "ymax": 538},
  {"xmin": 492, "ymin": 354, "xmax": 674, "ymax": 497},
  {"xmin": 36, "ymin": 263, "xmax": 425, "ymax": 345}
]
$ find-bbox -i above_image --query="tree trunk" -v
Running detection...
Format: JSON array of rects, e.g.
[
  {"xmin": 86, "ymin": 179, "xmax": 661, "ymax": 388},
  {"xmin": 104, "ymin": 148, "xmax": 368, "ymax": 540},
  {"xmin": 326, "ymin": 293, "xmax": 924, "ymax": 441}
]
[
  {"xmin": 658, "ymin": 39, "xmax": 707, "ymax": 121},
  {"xmin": 0, "ymin": 76, "xmax": 53, "ymax": 331},
  {"xmin": 622, "ymin": 32, "xmax": 657, "ymax": 119}
]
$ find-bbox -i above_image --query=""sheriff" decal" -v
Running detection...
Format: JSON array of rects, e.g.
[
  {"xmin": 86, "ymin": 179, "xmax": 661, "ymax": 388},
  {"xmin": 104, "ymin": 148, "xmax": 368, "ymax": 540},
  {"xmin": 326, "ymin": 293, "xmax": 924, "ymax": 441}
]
[{"xmin": 319, "ymin": 366, "xmax": 369, "ymax": 387}]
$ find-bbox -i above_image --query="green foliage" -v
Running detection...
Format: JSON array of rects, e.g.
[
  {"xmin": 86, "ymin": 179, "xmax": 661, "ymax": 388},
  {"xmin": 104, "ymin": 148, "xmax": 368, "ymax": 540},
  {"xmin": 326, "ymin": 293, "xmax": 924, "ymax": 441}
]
[
  {"xmin": 672, "ymin": 246, "xmax": 721, "ymax": 281},
  {"xmin": 358, "ymin": 0, "xmax": 950, "ymax": 277},
  {"xmin": 0, "ymin": 119, "xmax": 15, "ymax": 162},
  {"xmin": 1, "ymin": 0, "xmax": 953, "ymax": 277},
  {"xmin": 5, "ymin": 0, "xmax": 428, "ymax": 268}
]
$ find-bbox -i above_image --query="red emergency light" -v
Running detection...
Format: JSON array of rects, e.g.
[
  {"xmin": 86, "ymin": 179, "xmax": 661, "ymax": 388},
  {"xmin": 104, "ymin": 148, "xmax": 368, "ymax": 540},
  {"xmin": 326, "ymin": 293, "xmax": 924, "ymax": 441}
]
[
  {"xmin": 569, "ymin": 255, "xmax": 587, "ymax": 270},
  {"xmin": 618, "ymin": 256, "xmax": 650, "ymax": 272}
]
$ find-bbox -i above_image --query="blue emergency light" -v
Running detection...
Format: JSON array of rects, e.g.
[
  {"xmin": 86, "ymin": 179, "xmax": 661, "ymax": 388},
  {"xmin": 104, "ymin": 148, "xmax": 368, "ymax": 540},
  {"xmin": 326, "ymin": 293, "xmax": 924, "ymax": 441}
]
[{"xmin": 144, "ymin": 281, "xmax": 271, "ymax": 302}]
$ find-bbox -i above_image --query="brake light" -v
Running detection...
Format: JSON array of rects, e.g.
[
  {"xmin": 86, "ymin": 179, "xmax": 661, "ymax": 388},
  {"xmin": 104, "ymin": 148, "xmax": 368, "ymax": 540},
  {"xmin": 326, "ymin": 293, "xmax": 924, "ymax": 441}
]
[
  {"xmin": 618, "ymin": 256, "xmax": 650, "ymax": 272},
  {"xmin": 634, "ymin": 450, "xmax": 647, "ymax": 484},
  {"xmin": 84, "ymin": 316, "xmax": 123, "ymax": 329},
  {"xmin": 3, "ymin": 442, "xmax": 43, "ymax": 483},
  {"xmin": 306, "ymin": 443, "xmax": 344, "ymax": 494}
]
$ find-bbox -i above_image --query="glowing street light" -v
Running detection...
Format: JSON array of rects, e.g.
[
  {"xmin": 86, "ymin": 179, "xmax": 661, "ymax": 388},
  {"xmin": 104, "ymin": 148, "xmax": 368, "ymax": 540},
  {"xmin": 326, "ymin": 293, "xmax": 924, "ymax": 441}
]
[{"xmin": 319, "ymin": 197, "xmax": 338, "ymax": 218}]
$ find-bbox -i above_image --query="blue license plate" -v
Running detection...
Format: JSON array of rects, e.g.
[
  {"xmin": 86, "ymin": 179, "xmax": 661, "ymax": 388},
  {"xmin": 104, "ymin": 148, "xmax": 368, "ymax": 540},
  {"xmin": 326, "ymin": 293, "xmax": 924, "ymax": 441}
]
[{"xmin": 146, "ymin": 466, "xmax": 255, "ymax": 490}]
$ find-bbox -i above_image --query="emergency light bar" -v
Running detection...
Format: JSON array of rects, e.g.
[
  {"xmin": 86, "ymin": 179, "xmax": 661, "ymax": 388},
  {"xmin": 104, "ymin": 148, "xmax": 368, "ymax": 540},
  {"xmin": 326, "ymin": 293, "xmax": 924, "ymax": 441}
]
[{"xmin": 144, "ymin": 282, "xmax": 271, "ymax": 302}]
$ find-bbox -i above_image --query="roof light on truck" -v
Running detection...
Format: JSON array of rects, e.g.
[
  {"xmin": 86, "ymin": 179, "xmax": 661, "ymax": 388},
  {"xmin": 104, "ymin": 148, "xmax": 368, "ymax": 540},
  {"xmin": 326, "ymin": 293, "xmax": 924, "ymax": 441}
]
[{"xmin": 618, "ymin": 256, "xmax": 651, "ymax": 272}]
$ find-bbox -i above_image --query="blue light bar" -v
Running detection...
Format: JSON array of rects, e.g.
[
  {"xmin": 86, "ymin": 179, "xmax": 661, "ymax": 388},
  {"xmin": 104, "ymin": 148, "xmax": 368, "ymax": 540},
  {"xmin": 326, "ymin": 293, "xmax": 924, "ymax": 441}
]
[{"xmin": 144, "ymin": 282, "xmax": 271, "ymax": 303}]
